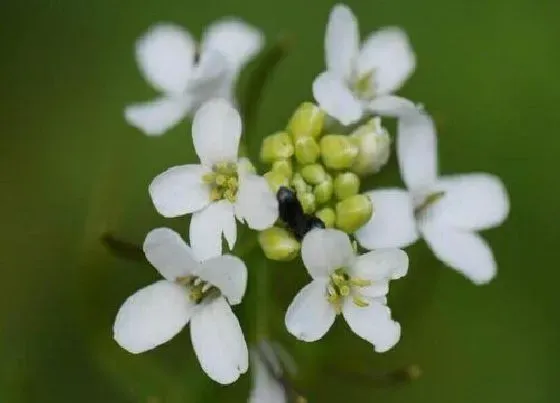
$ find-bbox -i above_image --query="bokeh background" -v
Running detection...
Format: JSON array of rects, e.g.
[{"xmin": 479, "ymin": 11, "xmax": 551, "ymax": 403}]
[{"xmin": 1, "ymin": 0, "xmax": 559, "ymax": 401}]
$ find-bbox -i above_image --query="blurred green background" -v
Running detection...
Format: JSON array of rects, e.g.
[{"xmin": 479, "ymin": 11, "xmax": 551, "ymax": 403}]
[{"xmin": 1, "ymin": 0, "xmax": 559, "ymax": 401}]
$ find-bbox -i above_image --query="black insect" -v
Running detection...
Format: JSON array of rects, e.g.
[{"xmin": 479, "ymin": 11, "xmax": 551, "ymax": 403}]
[{"xmin": 276, "ymin": 186, "xmax": 325, "ymax": 240}]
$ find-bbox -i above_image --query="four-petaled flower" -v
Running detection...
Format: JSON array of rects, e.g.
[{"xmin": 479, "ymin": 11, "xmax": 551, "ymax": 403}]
[
  {"xmin": 313, "ymin": 3, "xmax": 416, "ymax": 126},
  {"xmin": 355, "ymin": 111, "xmax": 510, "ymax": 284},
  {"xmin": 113, "ymin": 228, "xmax": 249, "ymax": 384},
  {"xmin": 149, "ymin": 98, "xmax": 278, "ymax": 261},
  {"xmin": 285, "ymin": 229, "xmax": 408, "ymax": 353},
  {"xmin": 125, "ymin": 20, "xmax": 263, "ymax": 136}
]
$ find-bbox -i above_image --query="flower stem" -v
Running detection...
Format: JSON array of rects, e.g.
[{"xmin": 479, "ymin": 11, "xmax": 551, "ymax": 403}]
[{"xmin": 100, "ymin": 232, "xmax": 145, "ymax": 263}]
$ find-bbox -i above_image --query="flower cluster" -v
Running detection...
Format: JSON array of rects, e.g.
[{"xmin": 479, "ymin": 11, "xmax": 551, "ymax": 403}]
[{"xmin": 112, "ymin": 2, "xmax": 510, "ymax": 396}]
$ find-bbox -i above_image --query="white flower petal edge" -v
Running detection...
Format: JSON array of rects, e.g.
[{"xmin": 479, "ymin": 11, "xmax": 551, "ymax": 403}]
[
  {"xmin": 190, "ymin": 200, "xmax": 237, "ymax": 262},
  {"xmin": 351, "ymin": 248, "xmax": 409, "ymax": 281},
  {"xmin": 235, "ymin": 173, "xmax": 279, "ymax": 230},
  {"xmin": 285, "ymin": 279, "xmax": 336, "ymax": 342},
  {"xmin": 355, "ymin": 189, "xmax": 419, "ymax": 250},
  {"xmin": 124, "ymin": 97, "xmax": 191, "ymax": 136},
  {"xmin": 368, "ymin": 95, "xmax": 417, "ymax": 118},
  {"xmin": 192, "ymin": 98, "xmax": 242, "ymax": 166},
  {"xmin": 421, "ymin": 223, "xmax": 498, "ymax": 285},
  {"xmin": 301, "ymin": 228, "xmax": 354, "ymax": 279},
  {"xmin": 249, "ymin": 349, "xmax": 287, "ymax": 403},
  {"xmin": 135, "ymin": 24, "xmax": 195, "ymax": 95},
  {"xmin": 143, "ymin": 228, "xmax": 200, "ymax": 281},
  {"xmin": 114, "ymin": 280, "xmax": 193, "ymax": 354},
  {"xmin": 198, "ymin": 255, "xmax": 247, "ymax": 305},
  {"xmin": 149, "ymin": 164, "xmax": 211, "ymax": 218},
  {"xmin": 312, "ymin": 71, "xmax": 363, "ymax": 126},
  {"xmin": 342, "ymin": 298, "xmax": 401, "ymax": 353},
  {"xmin": 325, "ymin": 4, "xmax": 359, "ymax": 80},
  {"xmin": 190, "ymin": 296, "xmax": 249, "ymax": 384}
]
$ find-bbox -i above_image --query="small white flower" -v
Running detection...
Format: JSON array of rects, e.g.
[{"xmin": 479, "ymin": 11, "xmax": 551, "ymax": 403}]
[
  {"xmin": 285, "ymin": 229, "xmax": 408, "ymax": 353},
  {"xmin": 113, "ymin": 228, "xmax": 249, "ymax": 384},
  {"xmin": 125, "ymin": 19, "xmax": 264, "ymax": 136},
  {"xmin": 149, "ymin": 99, "xmax": 278, "ymax": 261},
  {"xmin": 248, "ymin": 345, "xmax": 286, "ymax": 403},
  {"xmin": 313, "ymin": 4, "xmax": 416, "ymax": 126},
  {"xmin": 355, "ymin": 111, "xmax": 510, "ymax": 284}
]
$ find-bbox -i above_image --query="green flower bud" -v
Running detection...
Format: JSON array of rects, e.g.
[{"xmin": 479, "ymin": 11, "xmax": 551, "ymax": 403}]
[
  {"xmin": 320, "ymin": 135, "xmax": 359, "ymax": 170},
  {"xmin": 292, "ymin": 173, "xmax": 307, "ymax": 195},
  {"xmin": 335, "ymin": 194, "xmax": 374, "ymax": 233},
  {"xmin": 316, "ymin": 207, "xmax": 336, "ymax": 228},
  {"xmin": 300, "ymin": 164, "xmax": 327, "ymax": 185},
  {"xmin": 333, "ymin": 172, "xmax": 360, "ymax": 200},
  {"xmin": 260, "ymin": 131, "xmax": 294, "ymax": 163},
  {"xmin": 264, "ymin": 171, "xmax": 290, "ymax": 193},
  {"xmin": 350, "ymin": 118, "xmax": 391, "ymax": 176},
  {"xmin": 287, "ymin": 102, "xmax": 325, "ymax": 139},
  {"xmin": 258, "ymin": 227, "xmax": 300, "ymax": 261},
  {"xmin": 298, "ymin": 192, "xmax": 316, "ymax": 214},
  {"xmin": 313, "ymin": 175, "xmax": 333, "ymax": 204},
  {"xmin": 271, "ymin": 159, "xmax": 293, "ymax": 179},
  {"xmin": 294, "ymin": 136, "xmax": 320, "ymax": 164}
]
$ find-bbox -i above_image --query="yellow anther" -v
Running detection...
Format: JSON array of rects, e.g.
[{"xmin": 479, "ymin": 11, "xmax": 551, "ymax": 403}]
[
  {"xmin": 224, "ymin": 189, "xmax": 236, "ymax": 203},
  {"xmin": 350, "ymin": 278, "xmax": 372, "ymax": 287},
  {"xmin": 227, "ymin": 176, "xmax": 238, "ymax": 189},
  {"xmin": 210, "ymin": 188, "xmax": 223, "ymax": 201},
  {"xmin": 215, "ymin": 174, "xmax": 227, "ymax": 186},
  {"xmin": 202, "ymin": 172, "xmax": 216, "ymax": 184},
  {"xmin": 331, "ymin": 273, "xmax": 346, "ymax": 286},
  {"xmin": 339, "ymin": 285, "xmax": 350, "ymax": 296},
  {"xmin": 352, "ymin": 294, "xmax": 370, "ymax": 307}
]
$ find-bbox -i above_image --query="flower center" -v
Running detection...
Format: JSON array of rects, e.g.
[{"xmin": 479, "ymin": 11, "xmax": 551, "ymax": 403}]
[
  {"xmin": 413, "ymin": 191, "xmax": 445, "ymax": 220},
  {"xmin": 326, "ymin": 267, "xmax": 372, "ymax": 314},
  {"xmin": 203, "ymin": 162, "xmax": 239, "ymax": 203},
  {"xmin": 351, "ymin": 69, "xmax": 376, "ymax": 101},
  {"xmin": 177, "ymin": 275, "xmax": 219, "ymax": 304}
]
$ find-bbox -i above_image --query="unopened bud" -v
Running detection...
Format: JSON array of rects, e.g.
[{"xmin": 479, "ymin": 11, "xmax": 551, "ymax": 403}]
[
  {"xmin": 315, "ymin": 207, "xmax": 336, "ymax": 228},
  {"xmin": 333, "ymin": 172, "xmax": 360, "ymax": 200},
  {"xmin": 298, "ymin": 192, "xmax": 316, "ymax": 214},
  {"xmin": 320, "ymin": 134, "xmax": 359, "ymax": 170},
  {"xmin": 264, "ymin": 171, "xmax": 290, "ymax": 193},
  {"xmin": 287, "ymin": 102, "xmax": 325, "ymax": 139},
  {"xmin": 258, "ymin": 227, "xmax": 300, "ymax": 261},
  {"xmin": 292, "ymin": 173, "xmax": 307, "ymax": 195},
  {"xmin": 294, "ymin": 136, "xmax": 320, "ymax": 164},
  {"xmin": 335, "ymin": 194, "xmax": 374, "ymax": 233},
  {"xmin": 350, "ymin": 117, "xmax": 391, "ymax": 175},
  {"xmin": 260, "ymin": 131, "xmax": 294, "ymax": 163},
  {"xmin": 300, "ymin": 164, "xmax": 327, "ymax": 185},
  {"xmin": 313, "ymin": 175, "xmax": 333, "ymax": 204},
  {"xmin": 271, "ymin": 159, "xmax": 293, "ymax": 179}
]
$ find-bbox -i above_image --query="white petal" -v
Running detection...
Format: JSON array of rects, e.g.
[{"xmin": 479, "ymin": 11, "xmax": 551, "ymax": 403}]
[
  {"xmin": 186, "ymin": 50, "xmax": 232, "ymax": 106},
  {"xmin": 360, "ymin": 281, "xmax": 390, "ymax": 298},
  {"xmin": 357, "ymin": 27, "xmax": 415, "ymax": 96},
  {"xmin": 124, "ymin": 97, "xmax": 190, "ymax": 136},
  {"xmin": 312, "ymin": 71, "xmax": 363, "ymax": 126},
  {"xmin": 421, "ymin": 224, "xmax": 497, "ymax": 285},
  {"xmin": 249, "ymin": 350, "xmax": 286, "ymax": 403},
  {"xmin": 285, "ymin": 279, "xmax": 336, "ymax": 342},
  {"xmin": 342, "ymin": 298, "xmax": 401, "ymax": 353},
  {"xmin": 198, "ymin": 255, "xmax": 247, "ymax": 305},
  {"xmin": 190, "ymin": 296, "xmax": 248, "ymax": 384},
  {"xmin": 136, "ymin": 24, "xmax": 195, "ymax": 94},
  {"xmin": 190, "ymin": 200, "xmax": 237, "ymax": 261},
  {"xmin": 397, "ymin": 110, "xmax": 438, "ymax": 191},
  {"xmin": 325, "ymin": 4, "xmax": 359, "ymax": 80},
  {"xmin": 368, "ymin": 95, "xmax": 416, "ymax": 118},
  {"xmin": 192, "ymin": 99, "xmax": 242, "ymax": 166},
  {"xmin": 149, "ymin": 164, "xmax": 211, "ymax": 218},
  {"xmin": 235, "ymin": 173, "xmax": 279, "ymax": 230},
  {"xmin": 430, "ymin": 173, "xmax": 510, "ymax": 231},
  {"xmin": 355, "ymin": 189, "xmax": 419, "ymax": 249},
  {"xmin": 351, "ymin": 249, "xmax": 409, "ymax": 281},
  {"xmin": 113, "ymin": 280, "xmax": 192, "ymax": 354},
  {"xmin": 201, "ymin": 18, "xmax": 264, "ymax": 71},
  {"xmin": 301, "ymin": 229, "xmax": 355, "ymax": 279},
  {"xmin": 143, "ymin": 228, "xmax": 200, "ymax": 281}
]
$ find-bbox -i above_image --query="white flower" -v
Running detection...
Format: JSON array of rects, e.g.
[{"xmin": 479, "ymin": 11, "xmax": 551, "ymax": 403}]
[
  {"xmin": 313, "ymin": 4, "xmax": 416, "ymax": 126},
  {"xmin": 248, "ymin": 345, "xmax": 286, "ymax": 403},
  {"xmin": 113, "ymin": 228, "xmax": 249, "ymax": 384},
  {"xmin": 149, "ymin": 99, "xmax": 278, "ymax": 261},
  {"xmin": 285, "ymin": 229, "xmax": 408, "ymax": 353},
  {"xmin": 125, "ymin": 20, "xmax": 264, "ymax": 136},
  {"xmin": 355, "ymin": 111, "xmax": 510, "ymax": 284}
]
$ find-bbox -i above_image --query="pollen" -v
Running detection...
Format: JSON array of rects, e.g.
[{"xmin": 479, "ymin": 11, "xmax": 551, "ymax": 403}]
[
  {"xmin": 205, "ymin": 162, "xmax": 240, "ymax": 203},
  {"xmin": 326, "ymin": 267, "xmax": 372, "ymax": 312}
]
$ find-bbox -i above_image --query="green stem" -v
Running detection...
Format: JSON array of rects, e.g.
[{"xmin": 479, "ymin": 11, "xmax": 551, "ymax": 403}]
[{"xmin": 101, "ymin": 232, "xmax": 145, "ymax": 263}]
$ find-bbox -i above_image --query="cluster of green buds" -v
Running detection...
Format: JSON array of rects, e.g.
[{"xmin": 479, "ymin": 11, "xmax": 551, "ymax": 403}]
[{"xmin": 258, "ymin": 102, "xmax": 392, "ymax": 261}]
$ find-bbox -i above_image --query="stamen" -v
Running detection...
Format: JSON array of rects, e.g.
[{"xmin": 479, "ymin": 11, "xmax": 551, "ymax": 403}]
[{"xmin": 414, "ymin": 191, "xmax": 445, "ymax": 218}]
